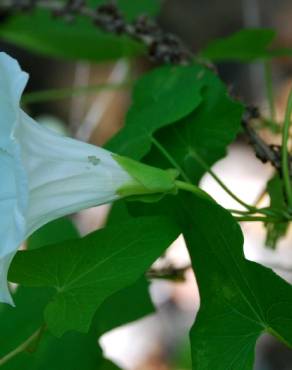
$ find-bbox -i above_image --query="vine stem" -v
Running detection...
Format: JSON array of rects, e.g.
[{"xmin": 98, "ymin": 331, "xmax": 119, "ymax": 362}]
[
  {"xmin": 281, "ymin": 87, "xmax": 292, "ymax": 210},
  {"xmin": 189, "ymin": 150, "xmax": 256, "ymax": 211},
  {"xmin": 0, "ymin": 326, "xmax": 45, "ymax": 366},
  {"xmin": 151, "ymin": 138, "xmax": 282, "ymax": 219},
  {"xmin": 233, "ymin": 216, "xmax": 282, "ymax": 223},
  {"xmin": 150, "ymin": 136, "xmax": 256, "ymax": 211},
  {"xmin": 175, "ymin": 181, "xmax": 286, "ymax": 222}
]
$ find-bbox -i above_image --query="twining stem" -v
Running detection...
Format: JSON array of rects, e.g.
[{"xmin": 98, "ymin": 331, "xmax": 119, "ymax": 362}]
[
  {"xmin": 233, "ymin": 216, "xmax": 282, "ymax": 223},
  {"xmin": 0, "ymin": 325, "xmax": 45, "ymax": 366},
  {"xmin": 229, "ymin": 208, "xmax": 270, "ymax": 216},
  {"xmin": 151, "ymin": 137, "xmax": 192, "ymax": 183},
  {"xmin": 189, "ymin": 150, "xmax": 256, "ymax": 211},
  {"xmin": 176, "ymin": 182, "xmax": 286, "ymax": 222},
  {"xmin": 151, "ymin": 136, "xmax": 256, "ymax": 211},
  {"xmin": 281, "ymin": 87, "xmax": 292, "ymax": 210},
  {"xmin": 151, "ymin": 138, "xmax": 285, "ymax": 220},
  {"xmin": 264, "ymin": 60, "xmax": 276, "ymax": 123},
  {"xmin": 22, "ymin": 81, "xmax": 131, "ymax": 105}
]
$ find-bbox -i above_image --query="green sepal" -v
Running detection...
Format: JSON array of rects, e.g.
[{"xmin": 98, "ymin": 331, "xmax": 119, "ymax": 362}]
[
  {"xmin": 125, "ymin": 193, "xmax": 169, "ymax": 203},
  {"xmin": 113, "ymin": 154, "xmax": 179, "ymax": 198}
]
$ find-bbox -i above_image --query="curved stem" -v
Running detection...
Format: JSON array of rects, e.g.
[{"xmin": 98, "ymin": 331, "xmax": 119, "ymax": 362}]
[
  {"xmin": 230, "ymin": 207, "xmax": 288, "ymax": 219},
  {"xmin": 0, "ymin": 325, "xmax": 45, "ymax": 366},
  {"xmin": 176, "ymin": 181, "xmax": 284, "ymax": 223},
  {"xmin": 189, "ymin": 150, "xmax": 256, "ymax": 211},
  {"xmin": 234, "ymin": 216, "xmax": 281, "ymax": 223},
  {"xmin": 281, "ymin": 87, "xmax": 292, "ymax": 210}
]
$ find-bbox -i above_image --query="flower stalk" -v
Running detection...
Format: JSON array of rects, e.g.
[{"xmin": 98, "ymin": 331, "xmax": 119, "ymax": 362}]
[{"xmin": 0, "ymin": 52, "xmax": 179, "ymax": 304}]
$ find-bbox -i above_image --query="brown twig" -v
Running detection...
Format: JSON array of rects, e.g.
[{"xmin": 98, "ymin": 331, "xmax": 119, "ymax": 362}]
[
  {"xmin": 147, "ymin": 264, "xmax": 191, "ymax": 281},
  {"xmin": 242, "ymin": 106, "xmax": 292, "ymax": 176}
]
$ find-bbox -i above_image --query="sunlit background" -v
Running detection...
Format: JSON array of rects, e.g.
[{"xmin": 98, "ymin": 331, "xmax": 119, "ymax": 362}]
[{"xmin": 2, "ymin": 0, "xmax": 292, "ymax": 369}]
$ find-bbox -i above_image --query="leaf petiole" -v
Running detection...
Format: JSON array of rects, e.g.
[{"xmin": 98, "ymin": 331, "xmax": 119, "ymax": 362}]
[
  {"xmin": 189, "ymin": 150, "xmax": 257, "ymax": 211},
  {"xmin": 0, "ymin": 324, "xmax": 46, "ymax": 367},
  {"xmin": 233, "ymin": 216, "xmax": 283, "ymax": 223}
]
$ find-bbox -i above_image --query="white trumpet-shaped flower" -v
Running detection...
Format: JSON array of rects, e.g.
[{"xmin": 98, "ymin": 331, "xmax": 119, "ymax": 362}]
[{"xmin": 0, "ymin": 52, "xmax": 178, "ymax": 305}]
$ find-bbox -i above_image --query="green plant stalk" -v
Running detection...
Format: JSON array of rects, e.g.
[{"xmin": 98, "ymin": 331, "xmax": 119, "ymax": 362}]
[
  {"xmin": 281, "ymin": 87, "xmax": 292, "ymax": 210},
  {"xmin": 233, "ymin": 216, "xmax": 282, "ymax": 223},
  {"xmin": 230, "ymin": 207, "xmax": 289, "ymax": 218},
  {"xmin": 151, "ymin": 140, "xmax": 285, "ymax": 220},
  {"xmin": 150, "ymin": 138, "xmax": 252, "ymax": 210},
  {"xmin": 0, "ymin": 326, "xmax": 45, "ymax": 366},
  {"xmin": 175, "ymin": 183, "xmax": 285, "ymax": 222},
  {"xmin": 189, "ymin": 150, "xmax": 256, "ymax": 211},
  {"xmin": 22, "ymin": 81, "xmax": 132, "ymax": 105},
  {"xmin": 264, "ymin": 60, "xmax": 276, "ymax": 123}
]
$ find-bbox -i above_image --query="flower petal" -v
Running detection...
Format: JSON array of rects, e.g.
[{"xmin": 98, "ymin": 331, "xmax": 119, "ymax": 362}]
[
  {"xmin": 0, "ymin": 52, "xmax": 28, "ymax": 151},
  {"xmin": 0, "ymin": 53, "xmax": 29, "ymax": 304},
  {"xmin": 16, "ymin": 111, "xmax": 132, "ymax": 236},
  {"xmin": 0, "ymin": 53, "xmax": 28, "ymax": 258}
]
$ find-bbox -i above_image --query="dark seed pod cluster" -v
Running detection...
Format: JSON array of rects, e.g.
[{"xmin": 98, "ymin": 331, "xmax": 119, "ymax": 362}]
[
  {"xmin": 130, "ymin": 15, "xmax": 191, "ymax": 64},
  {"xmin": 93, "ymin": 3, "xmax": 125, "ymax": 34}
]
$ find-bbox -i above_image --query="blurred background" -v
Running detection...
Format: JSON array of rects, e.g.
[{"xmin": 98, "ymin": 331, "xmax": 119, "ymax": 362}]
[{"xmin": 2, "ymin": 0, "xmax": 292, "ymax": 369}]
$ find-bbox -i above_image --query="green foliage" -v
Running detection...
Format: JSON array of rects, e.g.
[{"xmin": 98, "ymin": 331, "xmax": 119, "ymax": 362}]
[
  {"xmin": 145, "ymin": 68, "xmax": 243, "ymax": 183},
  {"xmin": 0, "ymin": 287, "xmax": 130, "ymax": 370},
  {"xmin": 29, "ymin": 217, "xmax": 156, "ymax": 335},
  {"xmin": 1, "ymin": 4, "xmax": 292, "ymax": 368},
  {"xmin": 0, "ymin": 288, "xmax": 52, "ymax": 361},
  {"xmin": 265, "ymin": 175, "xmax": 289, "ymax": 248},
  {"xmin": 112, "ymin": 62, "xmax": 242, "ymax": 183},
  {"xmin": 9, "ymin": 217, "xmax": 179, "ymax": 336},
  {"xmin": 201, "ymin": 28, "xmax": 292, "ymax": 62},
  {"xmin": 177, "ymin": 195, "xmax": 292, "ymax": 370},
  {"xmin": 94, "ymin": 277, "xmax": 154, "ymax": 336},
  {"xmin": 107, "ymin": 65, "xmax": 207, "ymax": 159},
  {"xmin": 0, "ymin": 0, "xmax": 160, "ymax": 62},
  {"xmin": 1, "ymin": 216, "xmax": 155, "ymax": 368},
  {"xmin": 108, "ymin": 63, "xmax": 243, "ymax": 184},
  {"xmin": 27, "ymin": 218, "xmax": 79, "ymax": 250},
  {"xmin": 132, "ymin": 194, "xmax": 292, "ymax": 370},
  {"xmin": 105, "ymin": 59, "xmax": 292, "ymax": 369}
]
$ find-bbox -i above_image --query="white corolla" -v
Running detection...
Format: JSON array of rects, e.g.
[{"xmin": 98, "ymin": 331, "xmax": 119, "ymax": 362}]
[{"xmin": 0, "ymin": 52, "xmax": 177, "ymax": 304}]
